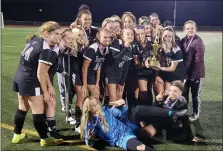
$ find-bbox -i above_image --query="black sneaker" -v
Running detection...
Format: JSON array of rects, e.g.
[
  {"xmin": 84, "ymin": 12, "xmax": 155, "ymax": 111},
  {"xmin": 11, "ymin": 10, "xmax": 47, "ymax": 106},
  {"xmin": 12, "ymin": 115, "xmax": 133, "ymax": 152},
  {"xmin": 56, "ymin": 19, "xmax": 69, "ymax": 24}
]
[
  {"xmin": 172, "ymin": 109, "xmax": 188, "ymax": 120},
  {"xmin": 49, "ymin": 131, "xmax": 63, "ymax": 140}
]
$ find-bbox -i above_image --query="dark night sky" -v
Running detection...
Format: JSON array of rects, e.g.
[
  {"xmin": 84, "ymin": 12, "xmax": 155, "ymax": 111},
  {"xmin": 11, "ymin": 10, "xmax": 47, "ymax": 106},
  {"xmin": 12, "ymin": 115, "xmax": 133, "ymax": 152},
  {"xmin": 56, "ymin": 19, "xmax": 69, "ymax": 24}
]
[{"xmin": 1, "ymin": 0, "xmax": 223, "ymax": 26}]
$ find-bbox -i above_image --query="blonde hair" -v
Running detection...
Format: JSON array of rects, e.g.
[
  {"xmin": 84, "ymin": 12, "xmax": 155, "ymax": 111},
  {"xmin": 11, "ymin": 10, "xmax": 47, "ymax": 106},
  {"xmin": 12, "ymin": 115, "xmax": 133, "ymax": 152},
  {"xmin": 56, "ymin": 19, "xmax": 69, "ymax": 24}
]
[
  {"xmin": 148, "ymin": 13, "xmax": 159, "ymax": 21},
  {"xmin": 110, "ymin": 15, "xmax": 122, "ymax": 27},
  {"xmin": 138, "ymin": 16, "xmax": 149, "ymax": 25},
  {"xmin": 72, "ymin": 27, "xmax": 89, "ymax": 56},
  {"xmin": 38, "ymin": 21, "xmax": 60, "ymax": 38},
  {"xmin": 95, "ymin": 28, "xmax": 111, "ymax": 41},
  {"xmin": 110, "ymin": 15, "xmax": 121, "ymax": 22},
  {"xmin": 184, "ymin": 20, "xmax": 197, "ymax": 29},
  {"xmin": 101, "ymin": 18, "xmax": 115, "ymax": 28},
  {"xmin": 80, "ymin": 96, "xmax": 109, "ymax": 139},
  {"xmin": 61, "ymin": 28, "xmax": 72, "ymax": 38}
]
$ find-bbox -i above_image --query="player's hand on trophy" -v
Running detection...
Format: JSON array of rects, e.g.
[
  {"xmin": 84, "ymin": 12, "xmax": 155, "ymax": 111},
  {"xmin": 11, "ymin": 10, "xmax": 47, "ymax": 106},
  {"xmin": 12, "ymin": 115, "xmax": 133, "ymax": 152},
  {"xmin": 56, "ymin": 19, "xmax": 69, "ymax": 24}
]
[{"xmin": 144, "ymin": 58, "xmax": 150, "ymax": 68}]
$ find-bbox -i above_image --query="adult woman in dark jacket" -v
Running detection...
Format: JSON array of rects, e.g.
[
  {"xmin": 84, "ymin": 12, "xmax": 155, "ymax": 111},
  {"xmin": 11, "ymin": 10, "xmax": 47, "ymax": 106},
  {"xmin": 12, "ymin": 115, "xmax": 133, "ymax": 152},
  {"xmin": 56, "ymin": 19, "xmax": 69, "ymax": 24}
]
[{"xmin": 181, "ymin": 20, "xmax": 205, "ymax": 122}]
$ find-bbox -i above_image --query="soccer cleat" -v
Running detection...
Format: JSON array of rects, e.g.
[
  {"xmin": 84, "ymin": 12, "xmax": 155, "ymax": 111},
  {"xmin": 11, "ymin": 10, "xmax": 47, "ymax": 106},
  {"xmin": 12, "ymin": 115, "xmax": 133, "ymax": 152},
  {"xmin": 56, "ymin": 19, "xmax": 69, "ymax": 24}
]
[
  {"xmin": 75, "ymin": 126, "xmax": 81, "ymax": 134},
  {"xmin": 172, "ymin": 109, "xmax": 188, "ymax": 120},
  {"xmin": 61, "ymin": 107, "xmax": 66, "ymax": 112},
  {"xmin": 66, "ymin": 116, "xmax": 76, "ymax": 125},
  {"xmin": 192, "ymin": 136, "xmax": 205, "ymax": 142},
  {"xmin": 11, "ymin": 133, "xmax": 26, "ymax": 144},
  {"xmin": 189, "ymin": 113, "xmax": 199, "ymax": 122},
  {"xmin": 49, "ymin": 131, "xmax": 63, "ymax": 140},
  {"xmin": 40, "ymin": 137, "xmax": 63, "ymax": 147}
]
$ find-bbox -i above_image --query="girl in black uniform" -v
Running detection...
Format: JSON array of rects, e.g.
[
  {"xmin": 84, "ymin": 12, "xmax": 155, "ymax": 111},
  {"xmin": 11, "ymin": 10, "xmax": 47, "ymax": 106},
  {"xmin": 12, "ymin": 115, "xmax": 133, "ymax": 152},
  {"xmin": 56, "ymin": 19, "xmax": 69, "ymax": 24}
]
[
  {"xmin": 68, "ymin": 27, "xmax": 89, "ymax": 126},
  {"xmin": 80, "ymin": 28, "xmax": 112, "ymax": 101},
  {"xmin": 70, "ymin": 9, "xmax": 98, "ymax": 44},
  {"xmin": 12, "ymin": 21, "xmax": 63, "ymax": 146},
  {"xmin": 43, "ymin": 28, "xmax": 74, "ymax": 139},
  {"xmin": 133, "ymin": 25, "xmax": 154, "ymax": 106},
  {"xmin": 105, "ymin": 27, "xmax": 134, "ymax": 104},
  {"xmin": 100, "ymin": 18, "xmax": 116, "ymax": 103},
  {"xmin": 152, "ymin": 27, "xmax": 187, "ymax": 101}
]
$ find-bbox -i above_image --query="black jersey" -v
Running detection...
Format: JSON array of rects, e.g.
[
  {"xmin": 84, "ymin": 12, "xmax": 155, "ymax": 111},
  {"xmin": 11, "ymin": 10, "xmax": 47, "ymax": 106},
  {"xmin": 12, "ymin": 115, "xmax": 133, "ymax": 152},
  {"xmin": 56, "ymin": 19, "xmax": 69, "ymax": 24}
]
[
  {"xmin": 158, "ymin": 45, "xmax": 187, "ymax": 80},
  {"xmin": 105, "ymin": 39, "xmax": 133, "ymax": 85},
  {"xmin": 70, "ymin": 48, "xmax": 85, "ymax": 75},
  {"xmin": 83, "ymin": 43, "xmax": 109, "ymax": 77},
  {"xmin": 135, "ymin": 40, "xmax": 153, "ymax": 63},
  {"xmin": 85, "ymin": 26, "xmax": 98, "ymax": 44},
  {"xmin": 135, "ymin": 39, "xmax": 154, "ymax": 78},
  {"xmin": 14, "ymin": 35, "xmax": 59, "ymax": 84}
]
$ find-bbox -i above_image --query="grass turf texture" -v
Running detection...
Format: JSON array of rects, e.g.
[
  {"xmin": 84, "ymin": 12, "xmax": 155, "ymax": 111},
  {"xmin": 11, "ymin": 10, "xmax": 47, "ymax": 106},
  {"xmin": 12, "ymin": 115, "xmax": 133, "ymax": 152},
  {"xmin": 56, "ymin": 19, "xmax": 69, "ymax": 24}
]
[{"xmin": 1, "ymin": 27, "xmax": 222, "ymax": 151}]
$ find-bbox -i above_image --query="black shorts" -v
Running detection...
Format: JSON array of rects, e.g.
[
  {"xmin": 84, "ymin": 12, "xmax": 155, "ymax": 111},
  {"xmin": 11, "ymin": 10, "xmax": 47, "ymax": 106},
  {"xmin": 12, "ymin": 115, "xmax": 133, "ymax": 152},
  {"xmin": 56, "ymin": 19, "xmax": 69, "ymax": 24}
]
[
  {"xmin": 87, "ymin": 74, "xmax": 96, "ymax": 85},
  {"xmin": 104, "ymin": 67, "xmax": 123, "ymax": 85},
  {"xmin": 159, "ymin": 71, "xmax": 186, "ymax": 83},
  {"xmin": 105, "ymin": 74, "xmax": 122, "ymax": 85},
  {"xmin": 13, "ymin": 80, "xmax": 42, "ymax": 96},
  {"xmin": 71, "ymin": 73, "xmax": 82, "ymax": 86},
  {"xmin": 137, "ymin": 69, "xmax": 154, "ymax": 81}
]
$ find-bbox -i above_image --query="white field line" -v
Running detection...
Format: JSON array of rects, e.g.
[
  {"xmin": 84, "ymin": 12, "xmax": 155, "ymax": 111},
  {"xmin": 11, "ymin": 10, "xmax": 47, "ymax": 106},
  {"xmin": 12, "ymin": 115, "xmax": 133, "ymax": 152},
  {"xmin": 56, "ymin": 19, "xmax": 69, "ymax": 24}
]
[{"xmin": 2, "ymin": 44, "xmax": 25, "ymax": 48}]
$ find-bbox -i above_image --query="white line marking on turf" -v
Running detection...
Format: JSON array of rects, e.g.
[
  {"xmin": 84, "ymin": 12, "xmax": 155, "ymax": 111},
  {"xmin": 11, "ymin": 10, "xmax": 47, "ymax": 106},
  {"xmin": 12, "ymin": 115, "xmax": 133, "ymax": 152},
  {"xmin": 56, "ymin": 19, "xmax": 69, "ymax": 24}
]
[{"xmin": 2, "ymin": 45, "xmax": 25, "ymax": 48}]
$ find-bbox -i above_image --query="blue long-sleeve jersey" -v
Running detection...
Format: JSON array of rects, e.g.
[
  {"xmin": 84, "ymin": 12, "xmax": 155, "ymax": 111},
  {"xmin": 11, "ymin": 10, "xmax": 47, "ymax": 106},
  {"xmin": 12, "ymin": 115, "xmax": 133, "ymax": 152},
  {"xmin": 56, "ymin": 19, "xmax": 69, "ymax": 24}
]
[{"xmin": 84, "ymin": 106, "xmax": 136, "ymax": 150}]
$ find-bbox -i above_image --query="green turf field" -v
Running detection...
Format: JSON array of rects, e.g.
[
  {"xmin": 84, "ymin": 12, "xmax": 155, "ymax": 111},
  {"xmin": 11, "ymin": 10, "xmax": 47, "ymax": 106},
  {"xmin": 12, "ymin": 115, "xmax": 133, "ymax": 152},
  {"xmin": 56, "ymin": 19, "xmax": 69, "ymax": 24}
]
[{"xmin": 1, "ymin": 27, "xmax": 222, "ymax": 151}]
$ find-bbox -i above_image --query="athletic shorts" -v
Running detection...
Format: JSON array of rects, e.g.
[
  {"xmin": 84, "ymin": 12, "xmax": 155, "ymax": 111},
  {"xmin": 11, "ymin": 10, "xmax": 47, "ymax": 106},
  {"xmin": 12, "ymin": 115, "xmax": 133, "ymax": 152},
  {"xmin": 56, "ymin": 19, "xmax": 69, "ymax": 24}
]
[
  {"xmin": 13, "ymin": 80, "xmax": 42, "ymax": 96},
  {"xmin": 71, "ymin": 73, "xmax": 82, "ymax": 86},
  {"xmin": 104, "ymin": 68, "xmax": 123, "ymax": 85},
  {"xmin": 137, "ymin": 69, "xmax": 154, "ymax": 81},
  {"xmin": 87, "ymin": 74, "xmax": 97, "ymax": 85},
  {"xmin": 159, "ymin": 71, "xmax": 186, "ymax": 83},
  {"xmin": 105, "ymin": 74, "xmax": 122, "ymax": 85}
]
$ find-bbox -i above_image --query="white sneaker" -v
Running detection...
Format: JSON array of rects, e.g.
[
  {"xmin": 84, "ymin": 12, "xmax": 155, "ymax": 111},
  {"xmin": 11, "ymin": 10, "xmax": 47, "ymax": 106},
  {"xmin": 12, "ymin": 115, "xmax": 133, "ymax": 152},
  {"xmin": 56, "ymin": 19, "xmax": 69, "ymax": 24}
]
[
  {"xmin": 189, "ymin": 113, "xmax": 199, "ymax": 122},
  {"xmin": 61, "ymin": 107, "xmax": 66, "ymax": 112},
  {"xmin": 66, "ymin": 116, "xmax": 76, "ymax": 125},
  {"xmin": 75, "ymin": 126, "xmax": 81, "ymax": 133}
]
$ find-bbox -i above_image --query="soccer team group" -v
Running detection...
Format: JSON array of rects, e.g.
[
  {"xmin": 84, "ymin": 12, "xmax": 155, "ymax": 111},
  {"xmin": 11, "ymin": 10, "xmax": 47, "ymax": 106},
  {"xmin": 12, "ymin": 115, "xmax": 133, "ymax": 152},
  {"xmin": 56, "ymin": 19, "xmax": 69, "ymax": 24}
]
[{"xmin": 11, "ymin": 4, "xmax": 205, "ymax": 150}]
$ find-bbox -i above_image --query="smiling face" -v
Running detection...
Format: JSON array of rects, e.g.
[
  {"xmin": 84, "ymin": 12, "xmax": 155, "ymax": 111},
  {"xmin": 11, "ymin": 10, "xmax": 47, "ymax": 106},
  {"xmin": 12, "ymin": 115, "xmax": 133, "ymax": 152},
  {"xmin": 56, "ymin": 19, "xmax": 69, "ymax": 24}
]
[
  {"xmin": 89, "ymin": 98, "xmax": 101, "ymax": 115},
  {"xmin": 73, "ymin": 28, "xmax": 86, "ymax": 45},
  {"xmin": 168, "ymin": 85, "xmax": 182, "ymax": 100},
  {"xmin": 105, "ymin": 22, "xmax": 115, "ymax": 33},
  {"xmin": 80, "ymin": 13, "xmax": 92, "ymax": 29},
  {"xmin": 122, "ymin": 28, "xmax": 134, "ymax": 44},
  {"xmin": 98, "ymin": 30, "xmax": 112, "ymax": 47},
  {"xmin": 134, "ymin": 28, "xmax": 146, "ymax": 43},
  {"xmin": 162, "ymin": 30, "xmax": 174, "ymax": 45},
  {"xmin": 123, "ymin": 16, "xmax": 134, "ymax": 28},
  {"xmin": 61, "ymin": 31, "xmax": 74, "ymax": 49},
  {"xmin": 184, "ymin": 22, "xmax": 197, "ymax": 37},
  {"xmin": 47, "ymin": 29, "xmax": 61, "ymax": 46},
  {"xmin": 114, "ymin": 21, "xmax": 121, "ymax": 36},
  {"xmin": 144, "ymin": 24, "xmax": 153, "ymax": 36},
  {"xmin": 150, "ymin": 16, "xmax": 159, "ymax": 27}
]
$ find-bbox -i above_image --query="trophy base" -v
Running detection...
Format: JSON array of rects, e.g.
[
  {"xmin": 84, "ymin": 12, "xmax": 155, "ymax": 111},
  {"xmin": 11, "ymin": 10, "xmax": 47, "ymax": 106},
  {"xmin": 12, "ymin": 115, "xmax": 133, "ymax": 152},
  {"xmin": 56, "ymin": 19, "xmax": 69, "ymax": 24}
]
[{"xmin": 149, "ymin": 60, "xmax": 160, "ymax": 70}]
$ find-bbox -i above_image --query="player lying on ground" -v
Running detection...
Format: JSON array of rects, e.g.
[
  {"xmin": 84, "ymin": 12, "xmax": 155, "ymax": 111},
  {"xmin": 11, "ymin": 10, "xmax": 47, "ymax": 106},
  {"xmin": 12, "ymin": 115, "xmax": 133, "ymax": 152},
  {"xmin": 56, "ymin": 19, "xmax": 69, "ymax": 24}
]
[{"xmin": 80, "ymin": 96, "xmax": 187, "ymax": 150}]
